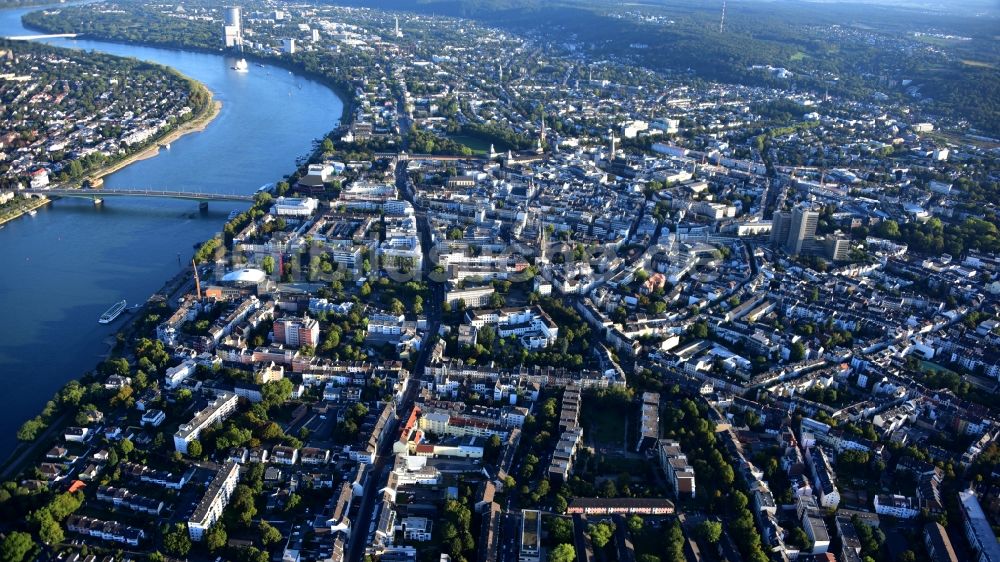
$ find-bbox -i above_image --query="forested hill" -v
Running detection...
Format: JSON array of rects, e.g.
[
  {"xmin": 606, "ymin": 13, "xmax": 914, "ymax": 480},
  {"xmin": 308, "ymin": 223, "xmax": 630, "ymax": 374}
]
[{"xmin": 333, "ymin": 0, "xmax": 999, "ymax": 136}]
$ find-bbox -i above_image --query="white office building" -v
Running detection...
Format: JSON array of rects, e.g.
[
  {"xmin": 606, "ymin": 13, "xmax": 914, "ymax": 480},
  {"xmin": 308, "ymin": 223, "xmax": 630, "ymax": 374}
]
[
  {"xmin": 223, "ymin": 6, "xmax": 243, "ymax": 48},
  {"xmin": 272, "ymin": 196, "xmax": 318, "ymax": 217}
]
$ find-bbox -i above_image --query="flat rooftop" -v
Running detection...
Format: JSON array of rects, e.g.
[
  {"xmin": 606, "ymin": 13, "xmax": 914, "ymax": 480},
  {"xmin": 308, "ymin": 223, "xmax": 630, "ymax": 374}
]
[
  {"xmin": 521, "ymin": 509, "xmax": 540, "ymax": 551},
  {"xmin": 190, "ymin": 462, "xmax": 238, "ymax": 525}
]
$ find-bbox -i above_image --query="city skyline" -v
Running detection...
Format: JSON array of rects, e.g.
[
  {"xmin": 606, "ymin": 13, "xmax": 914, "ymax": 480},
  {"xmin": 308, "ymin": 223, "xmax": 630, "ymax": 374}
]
[{"xmin": 0, "ymin": 1, "xmax": 997, "ymax": 562}]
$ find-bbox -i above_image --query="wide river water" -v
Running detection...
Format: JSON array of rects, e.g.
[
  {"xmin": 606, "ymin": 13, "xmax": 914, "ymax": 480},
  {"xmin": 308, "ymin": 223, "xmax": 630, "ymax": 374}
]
[{"xmin": 0, "ymin": 5, "xmax": 343, "ymax": 457}]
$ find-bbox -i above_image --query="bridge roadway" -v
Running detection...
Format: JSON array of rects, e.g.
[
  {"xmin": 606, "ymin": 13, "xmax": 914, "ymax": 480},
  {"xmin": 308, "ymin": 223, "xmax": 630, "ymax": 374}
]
[
  {"xmin": 16, "ymin": 188, "xmax": 255, "ymax": 203},
  {"xmin": 6, "ymin": 33, "xmax": 79, "ymax": 40}
]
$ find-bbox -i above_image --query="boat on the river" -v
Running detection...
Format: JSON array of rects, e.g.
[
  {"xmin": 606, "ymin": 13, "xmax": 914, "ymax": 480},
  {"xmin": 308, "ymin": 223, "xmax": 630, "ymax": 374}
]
[{"xmin": 99, "ymin": 299, "xmax": 127, "ymax": 324}]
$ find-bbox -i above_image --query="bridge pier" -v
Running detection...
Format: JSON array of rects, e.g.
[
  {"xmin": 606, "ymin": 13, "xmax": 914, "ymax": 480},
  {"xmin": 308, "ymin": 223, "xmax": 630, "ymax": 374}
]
[{"xmin": 199, "ymin": 201, "xmax": 209, "ymax": 212}]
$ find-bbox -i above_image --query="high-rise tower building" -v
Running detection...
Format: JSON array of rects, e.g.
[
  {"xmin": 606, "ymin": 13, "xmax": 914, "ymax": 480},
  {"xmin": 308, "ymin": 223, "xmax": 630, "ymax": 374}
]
[
  {"xmin": 223, "ymin": 7, "xmax": 243, "ymax": 49},
  {"xmin": 824, "ymin": 236, "xmax": 850, "ymax": 262},
  {"xmin": 771, "ymin": 206, "xmax": 818, "ymax": 255},
  {"xmin": 786, "ymin": 206, "xmax": 819, "ymax": 255},
  {"xmin": 770, "ymin": 211, "xmax": 791, "ymax": 247}
]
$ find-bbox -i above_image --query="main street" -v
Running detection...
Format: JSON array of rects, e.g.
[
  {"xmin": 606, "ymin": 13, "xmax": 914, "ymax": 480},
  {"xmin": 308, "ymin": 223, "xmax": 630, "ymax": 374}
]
[{"xmin": 345, "ymin": 157, "xmax": 442, "ymax": 562}]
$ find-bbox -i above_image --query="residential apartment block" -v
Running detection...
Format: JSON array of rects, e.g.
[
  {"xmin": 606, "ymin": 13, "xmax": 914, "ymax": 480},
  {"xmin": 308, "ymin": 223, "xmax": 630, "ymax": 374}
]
[
  {"xmin": 188, "ymin": 462, "xmax": 240, "ymax": 541},
  {"xmin": 658, "ymin": 440, "xmax": 696, "ymax": 498},
  {"xmin": 174, "ymin": 390, "xmax": 239, "ymax": 454},
  {"xmin": 273, "ymin": 314, "xmax": 320, "ymax": 348}
]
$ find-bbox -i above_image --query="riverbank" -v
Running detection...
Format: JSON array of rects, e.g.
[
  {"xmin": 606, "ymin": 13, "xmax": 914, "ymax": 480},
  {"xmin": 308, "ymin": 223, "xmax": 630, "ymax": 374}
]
[
  {"xmin": 0, "ymin": 195, "xmax": 49, "ymax": 226},
  {"xmin": 0, "ymin": 263, "xmax": 194, "ymax": 479},
  {"xmin": 18, "ymin": 14, "xmax": 357, "ymax": 191},
  {"xmin": 86, "ymin": 96, "xmax": 222, "ymax": 183},
  {"xmin": 20, "ymin": 16, "xmax": 353, "ymax": 129}
]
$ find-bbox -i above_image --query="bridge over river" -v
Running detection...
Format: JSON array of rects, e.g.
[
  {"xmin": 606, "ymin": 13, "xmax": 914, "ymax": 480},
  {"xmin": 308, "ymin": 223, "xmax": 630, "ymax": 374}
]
[
  {"xmin": 13, "ymin": 187, "xmax": 256, "ymax": 209},
  {"xmin": 7, "ymin": 33, "xmax": 78, "ymax": 40}
]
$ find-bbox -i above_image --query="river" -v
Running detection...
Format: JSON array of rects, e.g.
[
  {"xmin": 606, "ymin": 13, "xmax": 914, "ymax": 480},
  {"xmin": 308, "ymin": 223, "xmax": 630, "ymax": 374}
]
[{"xmin": 0, "ymin": 5, "xmax": 343, "ymax": 457}]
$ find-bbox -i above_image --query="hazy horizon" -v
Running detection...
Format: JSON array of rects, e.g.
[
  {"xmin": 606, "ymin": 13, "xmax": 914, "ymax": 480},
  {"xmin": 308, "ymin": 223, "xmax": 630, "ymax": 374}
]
[{"xmin": 762, "ymin": 0, "xmax": 999, "ymax": 14}]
